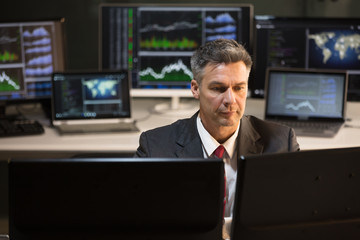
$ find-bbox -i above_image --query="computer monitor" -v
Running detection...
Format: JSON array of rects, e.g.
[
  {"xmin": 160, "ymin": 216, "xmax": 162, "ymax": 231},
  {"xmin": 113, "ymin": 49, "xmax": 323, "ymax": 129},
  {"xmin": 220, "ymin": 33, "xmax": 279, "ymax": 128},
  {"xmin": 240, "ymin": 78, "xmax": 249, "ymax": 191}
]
[
  {"xmin": 99, "ymin": 3, "xmax": 253, "ymax": 106},
  {"xmin": 251, "ymin": 16, "xmax": 360, "ymax": 99},
  {"xmin": 9, "ymin": 158, "xmax": 225, "ymax": 240},
  {"xmin": 231, "ymin": 147, "xmax": 360, "ymax": 240},
  {"xmin": 0, "ymin": 18, "xmax": 66, "ymax": 116}
]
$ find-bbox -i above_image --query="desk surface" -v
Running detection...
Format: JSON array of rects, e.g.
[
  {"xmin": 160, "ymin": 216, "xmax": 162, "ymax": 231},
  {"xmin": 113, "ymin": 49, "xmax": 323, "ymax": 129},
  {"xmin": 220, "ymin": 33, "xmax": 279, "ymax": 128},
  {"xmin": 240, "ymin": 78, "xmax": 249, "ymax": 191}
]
[{"xmin": 0, "ymin": 98, "xmax": 360, "ymax": 154}]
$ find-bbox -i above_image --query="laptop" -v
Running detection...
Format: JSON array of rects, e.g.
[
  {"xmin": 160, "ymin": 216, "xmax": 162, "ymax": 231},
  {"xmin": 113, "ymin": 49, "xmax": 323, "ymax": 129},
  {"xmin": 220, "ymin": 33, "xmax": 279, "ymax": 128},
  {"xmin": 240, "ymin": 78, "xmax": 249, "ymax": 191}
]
[
  {"xmin": 231, "ymin": 147, "xmax": 360, "ymax": 240},
  {"xmin": 51, "ymin": 71, "xmax": 139, "ymax": 134},
  {"xmin": 264, "ymin": 67, "xmax": 348, "ymax": 137},
  {"xmin": 8, "ymin": 158, "xmax": 224, "ymax": 240}
]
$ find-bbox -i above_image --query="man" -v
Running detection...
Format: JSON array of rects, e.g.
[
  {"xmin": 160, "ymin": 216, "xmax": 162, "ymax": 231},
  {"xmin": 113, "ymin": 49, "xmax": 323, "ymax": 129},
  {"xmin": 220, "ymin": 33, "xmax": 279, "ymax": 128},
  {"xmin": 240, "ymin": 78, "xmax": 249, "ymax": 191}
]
[{"xmin": 135, "ymin": 38, "xmax": 300, "ymax": 237}]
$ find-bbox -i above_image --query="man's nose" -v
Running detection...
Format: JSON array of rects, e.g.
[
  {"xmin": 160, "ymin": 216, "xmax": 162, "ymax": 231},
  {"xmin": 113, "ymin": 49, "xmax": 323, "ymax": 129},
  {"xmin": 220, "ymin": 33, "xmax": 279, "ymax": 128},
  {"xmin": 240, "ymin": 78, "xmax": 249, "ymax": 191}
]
[{"xmin": 223, "ymin": 88, "xmax": 236, "ymax": 104}]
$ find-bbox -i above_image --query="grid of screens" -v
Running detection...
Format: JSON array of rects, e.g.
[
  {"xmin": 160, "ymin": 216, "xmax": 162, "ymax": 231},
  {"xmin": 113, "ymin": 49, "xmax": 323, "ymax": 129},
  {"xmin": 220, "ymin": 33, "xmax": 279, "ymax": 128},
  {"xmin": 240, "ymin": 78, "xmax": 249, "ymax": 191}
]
[
  {"xmin": 99, "ymin": 4, "xmax": 253, "ymax": 89},
  {"xmin": 251, "ymin": 16, "xmax": 360, "ymax": 98},
  {"xmin": 0, "ymin": 19, "xmax": 65, "ymax": 103}
]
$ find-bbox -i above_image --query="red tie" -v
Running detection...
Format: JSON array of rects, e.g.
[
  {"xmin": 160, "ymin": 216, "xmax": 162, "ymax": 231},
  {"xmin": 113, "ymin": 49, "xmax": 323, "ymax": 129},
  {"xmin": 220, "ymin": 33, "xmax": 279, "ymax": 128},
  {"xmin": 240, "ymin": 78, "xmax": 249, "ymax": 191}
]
[
  {"xmin": 214, "ymin": 145, "xmax": 226, "ymax": 217},
  {"xmin": 214, "ymin": 145, "xmax": 225, "ymax": 158}
]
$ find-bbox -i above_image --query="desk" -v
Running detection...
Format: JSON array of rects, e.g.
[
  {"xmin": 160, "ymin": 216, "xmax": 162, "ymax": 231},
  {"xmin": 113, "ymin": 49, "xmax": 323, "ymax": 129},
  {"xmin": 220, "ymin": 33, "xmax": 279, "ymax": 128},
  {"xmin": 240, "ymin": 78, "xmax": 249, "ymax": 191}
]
[
  {"xmin": 0, "ymin": 98, "xmax": 360, "ymax": 159},
  {"xmin": 0, "ymin": 98, "xmax": 360, "ymax": 235}
]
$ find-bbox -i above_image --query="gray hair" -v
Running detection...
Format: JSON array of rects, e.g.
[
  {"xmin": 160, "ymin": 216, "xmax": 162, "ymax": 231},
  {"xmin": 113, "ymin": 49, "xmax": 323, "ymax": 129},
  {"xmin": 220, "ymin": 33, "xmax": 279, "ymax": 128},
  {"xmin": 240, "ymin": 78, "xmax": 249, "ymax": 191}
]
[{"xmin": 190, "ymin": 39, "xmax": 252, "ymax": 84}]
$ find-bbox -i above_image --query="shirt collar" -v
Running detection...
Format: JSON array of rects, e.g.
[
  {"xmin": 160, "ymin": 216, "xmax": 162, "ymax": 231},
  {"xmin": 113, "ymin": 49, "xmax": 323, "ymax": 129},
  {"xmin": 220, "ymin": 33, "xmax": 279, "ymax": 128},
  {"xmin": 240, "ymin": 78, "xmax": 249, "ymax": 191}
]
[{"xmin": 196, "ymin": 115, "xmax": 240, "ymax": 158}]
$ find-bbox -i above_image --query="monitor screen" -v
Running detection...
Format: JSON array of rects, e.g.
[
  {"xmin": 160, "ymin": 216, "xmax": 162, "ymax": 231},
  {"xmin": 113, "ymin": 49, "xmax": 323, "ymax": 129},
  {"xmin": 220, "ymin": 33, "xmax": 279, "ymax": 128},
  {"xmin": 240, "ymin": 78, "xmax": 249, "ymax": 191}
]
[
  {"xmin": 231, "ymin": 147, "xmax": 360, "ymax": 240},
  {"xmin": 9, "ymin": 158, "xmax": 224, "ymax": 240},
  {"xmin": 251, "ymin": 16, "xmax": 360, "ymax": 98},
  {"xmin": 0, "ymin": 19, "xmax": 66, "ymax": 104},
  {"xmin": 99, "ymin": 3, "xmax": 253, "ymax": 90},
  {"xmin": 51, "ymin": 71, "xmax": 131, "ymax": 121}
]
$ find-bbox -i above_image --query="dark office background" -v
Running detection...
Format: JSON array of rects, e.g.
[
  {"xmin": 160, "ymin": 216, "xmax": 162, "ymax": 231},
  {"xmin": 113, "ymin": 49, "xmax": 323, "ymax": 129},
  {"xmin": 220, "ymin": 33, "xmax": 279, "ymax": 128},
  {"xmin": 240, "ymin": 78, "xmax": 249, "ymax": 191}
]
[{"xmin": 1, "ymin": 0, "xmax": 359, "ymax": 71}]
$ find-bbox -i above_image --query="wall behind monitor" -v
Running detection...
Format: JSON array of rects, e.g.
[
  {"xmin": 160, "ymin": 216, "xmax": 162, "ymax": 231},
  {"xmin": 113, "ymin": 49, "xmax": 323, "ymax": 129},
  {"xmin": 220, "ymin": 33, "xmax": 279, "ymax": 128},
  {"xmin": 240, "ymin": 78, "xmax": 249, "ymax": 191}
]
[{"xmin": 1, "ymin": 0, "xmax": 359, "ymax": 71}]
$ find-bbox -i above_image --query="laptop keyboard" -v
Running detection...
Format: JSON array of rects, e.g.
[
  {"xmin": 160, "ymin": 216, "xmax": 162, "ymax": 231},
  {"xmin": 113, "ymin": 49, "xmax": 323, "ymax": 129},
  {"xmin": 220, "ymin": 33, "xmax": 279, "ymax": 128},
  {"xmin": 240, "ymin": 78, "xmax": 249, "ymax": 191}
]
[
  {"xmin": 0, "ymin": 118, "xmax": 45, "ymax": 137},
  {"xmin": 278, "ymin": 120, "xmax": 343, "ymax": 135},
  {"xmin": 56, "ymin": 122, "xmax": 139, "ymax": 134}
]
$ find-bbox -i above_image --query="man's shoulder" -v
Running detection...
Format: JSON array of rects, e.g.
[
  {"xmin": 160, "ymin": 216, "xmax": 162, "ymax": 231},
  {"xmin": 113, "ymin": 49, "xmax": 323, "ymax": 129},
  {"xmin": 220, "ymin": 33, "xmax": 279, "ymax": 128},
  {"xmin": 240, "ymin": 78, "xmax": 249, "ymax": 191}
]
[
  {"xmin": 244, "ymin": 115, "xmax": 291, "ymax": 130},
  {"xmin": 243, "ymin": 115, "xmax": 295, "ymax": 138},
  {"xmin": 242, "ymin": 115, "xmax": 300, "ymax": 152}
]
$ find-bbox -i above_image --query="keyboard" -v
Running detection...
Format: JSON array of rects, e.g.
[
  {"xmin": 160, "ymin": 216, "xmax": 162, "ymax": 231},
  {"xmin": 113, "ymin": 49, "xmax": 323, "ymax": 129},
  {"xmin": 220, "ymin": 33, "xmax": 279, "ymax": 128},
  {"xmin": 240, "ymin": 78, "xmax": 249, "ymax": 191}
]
[
  {"xmin": 275, "ymin": 120, "xmax": 343, "ymax": 137},
  {"xmin": 0, "ymin": 118, "xmax": 45, "ymax": 137},
  {"xmin": 280, "ymin": 120, "xmax": 342, "ymax": 131}
]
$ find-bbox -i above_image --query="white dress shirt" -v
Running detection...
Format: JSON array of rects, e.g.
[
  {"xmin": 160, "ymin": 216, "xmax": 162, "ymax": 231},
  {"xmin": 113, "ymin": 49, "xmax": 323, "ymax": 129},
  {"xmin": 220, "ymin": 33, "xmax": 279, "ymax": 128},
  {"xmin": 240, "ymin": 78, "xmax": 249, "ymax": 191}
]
[{"xmin": 196, "ymin": 115, "xmax": 239, "ymax": 217}]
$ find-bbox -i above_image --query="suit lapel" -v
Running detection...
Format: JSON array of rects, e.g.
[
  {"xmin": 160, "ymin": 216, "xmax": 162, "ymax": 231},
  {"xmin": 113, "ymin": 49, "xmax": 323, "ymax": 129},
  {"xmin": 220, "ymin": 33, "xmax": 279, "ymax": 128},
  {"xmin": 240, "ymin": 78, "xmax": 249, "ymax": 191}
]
[
  {"xmin": 175, "ymin": 112, "xmax": 204, "ymax": 158},
  {"xmin": 238, "ymin": 116, "xmax": 264, "ymax": 156},
  {"xmin": 172, "ymin": 113, "xmax": 264, "ymax": 158}
]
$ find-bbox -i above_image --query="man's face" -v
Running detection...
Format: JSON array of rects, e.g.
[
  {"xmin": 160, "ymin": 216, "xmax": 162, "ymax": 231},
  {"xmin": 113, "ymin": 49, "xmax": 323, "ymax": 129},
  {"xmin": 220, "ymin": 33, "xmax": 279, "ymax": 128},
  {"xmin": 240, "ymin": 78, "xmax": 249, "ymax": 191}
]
[{"xmin": 191, "ymin": 61, "xmax": 249, "ymax": 141}]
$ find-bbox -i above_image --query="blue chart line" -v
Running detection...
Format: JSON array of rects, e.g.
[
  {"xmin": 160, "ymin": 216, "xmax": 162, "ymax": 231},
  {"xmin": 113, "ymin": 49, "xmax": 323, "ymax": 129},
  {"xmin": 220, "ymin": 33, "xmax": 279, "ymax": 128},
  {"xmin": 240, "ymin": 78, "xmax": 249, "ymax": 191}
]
[
  {"xmin": 25, "ymin": 45, "xmax": 52, "ymax": 54},
  {"xmin": 205, "ymin": 25, "xmax": 236, "ymax": 34},
  {"xmin": 285, "ymin": 100, "xmax": 316, "ymax": 112},
  {"xmin": 205, "ymin": 13, "xmax": 237, "ymax": 42},
  {"xmin": 205, "ymin": 13, "xmax": 235, "ymax": 24},
  {"xmin": 25, "ymin": 65, "xmax": 53, "ymax": 76},
  {"xmin": 140, "ymin": 21, "xmax": 198, "ymax": 33},
  {"xmin": 23, "ymin": 27, "xmax": 49, "ymax": 38},
  {"xmin": 27, "ymin": 54, "xmax": 52, "ymax": 65},
  {"xmin": 139, "ymin": 59, "xmax": 193, "ymax": 80},
  {"xmin": 23, "ymin": 37, "xmax": 51, "ymax": 47},
  {"xmin": 206, "ymin": 34, "xmax": 237, "ymax": 42}
]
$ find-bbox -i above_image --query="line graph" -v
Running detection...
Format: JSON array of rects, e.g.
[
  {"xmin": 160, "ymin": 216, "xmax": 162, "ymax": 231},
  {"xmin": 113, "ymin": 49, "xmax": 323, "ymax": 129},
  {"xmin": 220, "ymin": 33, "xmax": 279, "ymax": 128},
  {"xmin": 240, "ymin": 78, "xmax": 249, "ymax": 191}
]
[
  {"xmin": 140, "ymin": 21, "xmax": 198, "ymax": 33},
  {"xmin": 139, "ymin": 11, "xmax": 201, "ymax": 52},
  {"xmin": 205, "ymin": 13, "xmax": 235, "ymax": 24},
  {"xmin": 25, "ymin": 45, "xmax": 52, "ymax": 54},
  {"xmin": 206, "ymin": 33, "xmax": 237, "ymax": 42},
  {"xmin": 27, "ymin": 54, "xmax": 52, "ymax": 65},
  {"xmin": 0, "ymin": 71, "xmax": 21, "ymax": 91},
  {"xmin": 25, "ymin": 65, "xmax": 53, "ymax": 76},
  {"xmin": 0, "ymin": 35, "xmax": 18, "ymax": 44},
  {"xmin": 139, "ymin": 59, "xmax": 193, "ymax": 81},
  {"xmin": 23, "ymin": 26, "xmax": 50, "ymax": 38},
  {"xmin": 24, "ymin": 37, "xmax": 51, "ymax": 47},
  {"xmin": 205, "ymin": 12, "xmax": 238, "ymax": 42},
  {"xmin": 285, "ymin": 100, "xmax": 316, "ymax": 112},
  {"xmin": 205, "ymin": 24, "xmax": 236, "ymax": 34}
]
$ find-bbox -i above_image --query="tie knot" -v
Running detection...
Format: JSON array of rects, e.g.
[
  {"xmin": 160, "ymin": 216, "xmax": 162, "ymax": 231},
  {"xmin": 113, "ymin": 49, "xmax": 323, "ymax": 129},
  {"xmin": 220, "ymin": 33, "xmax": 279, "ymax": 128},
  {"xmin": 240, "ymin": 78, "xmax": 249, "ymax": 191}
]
[{"xmin": 214, "ymin": 145, "xmax": 225, "ymax": 158}]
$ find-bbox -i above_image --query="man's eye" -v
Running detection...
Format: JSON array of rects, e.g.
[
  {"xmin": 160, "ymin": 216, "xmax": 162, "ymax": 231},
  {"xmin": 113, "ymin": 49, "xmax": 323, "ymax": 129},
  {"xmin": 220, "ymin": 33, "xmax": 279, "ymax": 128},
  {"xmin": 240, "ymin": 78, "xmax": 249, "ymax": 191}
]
[
  {"xmin": 234, "ymin": 86, "xmax": 246, "ymax": 91},
  {"xmin": 213, "ymin": 87, "xmax": 227, "ymax": 92},
  {"xmin": 211, "ymin": 87, "xmax": 221, "ymax": 91}
]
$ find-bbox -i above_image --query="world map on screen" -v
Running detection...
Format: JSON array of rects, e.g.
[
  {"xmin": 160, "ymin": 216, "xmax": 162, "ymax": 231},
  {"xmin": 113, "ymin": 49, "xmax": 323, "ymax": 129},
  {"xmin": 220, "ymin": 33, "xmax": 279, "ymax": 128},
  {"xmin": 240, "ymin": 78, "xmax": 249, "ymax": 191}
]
[
  {"xmin": 83, "ymin": 79, "xmax": 119, "ymax": 100},
  {"xmin": 308, "ymin": 30, "xmax": 360, "ymax": 69}
]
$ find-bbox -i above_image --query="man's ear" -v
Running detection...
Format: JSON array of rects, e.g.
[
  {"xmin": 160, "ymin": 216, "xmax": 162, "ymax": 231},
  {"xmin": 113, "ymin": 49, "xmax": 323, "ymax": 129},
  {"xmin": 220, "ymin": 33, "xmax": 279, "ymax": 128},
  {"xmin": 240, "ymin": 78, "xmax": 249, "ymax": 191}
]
[{"xmin": 191, "ymin": 79, "xmax": 200, "ymax": 99}]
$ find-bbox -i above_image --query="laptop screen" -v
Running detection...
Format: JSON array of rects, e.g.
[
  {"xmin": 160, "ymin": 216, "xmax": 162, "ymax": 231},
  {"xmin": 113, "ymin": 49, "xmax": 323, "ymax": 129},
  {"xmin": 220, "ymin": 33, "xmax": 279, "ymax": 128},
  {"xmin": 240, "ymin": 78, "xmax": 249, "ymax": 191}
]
[
  {"xmin": 51, "ymin": 71, "xmax": 131, "ymax": 121},
  {"xmin": 265, "ymin": 68, "xmax": 348, "ymax": 120}
]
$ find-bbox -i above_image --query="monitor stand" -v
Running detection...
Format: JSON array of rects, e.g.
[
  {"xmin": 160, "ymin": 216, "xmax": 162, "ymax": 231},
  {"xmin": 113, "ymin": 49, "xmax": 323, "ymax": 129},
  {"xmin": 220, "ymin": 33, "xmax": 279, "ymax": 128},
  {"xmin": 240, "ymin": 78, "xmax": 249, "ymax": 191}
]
[
  {"xmin": 39, "ymin": 99, "xmax": 52, "ymax": 120},
  {"xmin": 153, "ymin": 95, "xmax": 198, "ymax": 117},
  {"xmin": 131, "ymin": 89, "xmax": 198, "ymax": 117},
  {"xmin": 0, "ymin": 103, "xmax": 5, "ymax": 118}
]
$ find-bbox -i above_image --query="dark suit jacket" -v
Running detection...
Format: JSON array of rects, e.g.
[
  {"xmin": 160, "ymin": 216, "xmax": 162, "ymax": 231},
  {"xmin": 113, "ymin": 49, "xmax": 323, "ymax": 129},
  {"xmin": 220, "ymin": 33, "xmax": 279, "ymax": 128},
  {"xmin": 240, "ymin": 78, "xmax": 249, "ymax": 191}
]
[{"xmin": 135, "ymin": 112, "xmax": 300, "ymax": 158}]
